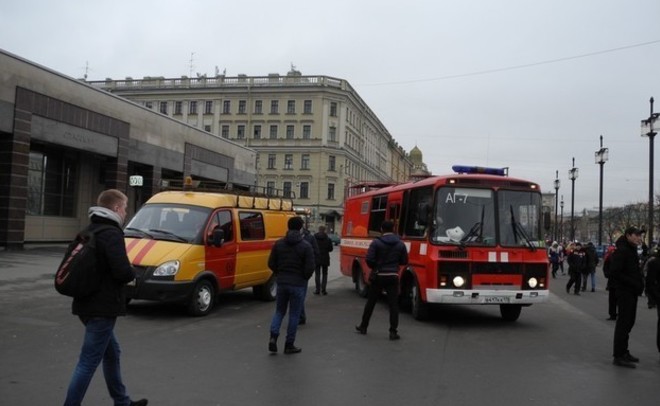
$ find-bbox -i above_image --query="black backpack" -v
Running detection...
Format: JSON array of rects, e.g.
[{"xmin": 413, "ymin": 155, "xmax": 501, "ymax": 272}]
[{"xmin": 54, "ymin": 225, "xmax": 114, "ymax": 298}]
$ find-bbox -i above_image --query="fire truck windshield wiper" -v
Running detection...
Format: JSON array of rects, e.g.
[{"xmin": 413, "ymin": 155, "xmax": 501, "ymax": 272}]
[
  {"xmin": 460, "ymin": 206, "xmax": 485, "ymax": 244},
  {"xmin": 509, "ymin": 206, "xmax": 535, "ymax": 251}
]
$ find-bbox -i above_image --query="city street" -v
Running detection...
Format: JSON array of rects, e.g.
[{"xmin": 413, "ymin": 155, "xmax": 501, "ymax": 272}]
[{"xmin": 0, "ymin": 247, "xmax": 658, "ymax": 406}]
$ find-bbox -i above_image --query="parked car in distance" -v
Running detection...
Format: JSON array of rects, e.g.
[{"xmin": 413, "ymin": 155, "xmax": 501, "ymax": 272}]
[{"xmin": 328, "ymin": 233, "xmax": 341, "ymax": 246}]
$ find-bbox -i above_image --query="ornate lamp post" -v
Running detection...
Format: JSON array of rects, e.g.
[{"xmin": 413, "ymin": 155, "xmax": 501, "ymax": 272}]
[
  {"xmin": 641, "ymin": 97, "xmax": 659, "ymax": 246},
  {"xmin": 560, "ymin": 196, "xmax": 564, "ymax": 241},
  {"xmin": 595, "ymin": 136, "xmax": 609, "ymax": 247},
  {"xmin": 568, "ymin": 158, "xmax": 579, "ymax": 241},
  {"xmin": 553, "ymin": 171, "xmax": 560, "ymax": 241}
]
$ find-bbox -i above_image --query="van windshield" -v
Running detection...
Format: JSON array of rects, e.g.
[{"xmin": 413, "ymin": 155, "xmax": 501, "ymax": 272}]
[{"xmin": 125, "ymin": 204, "xmax": 211, "ymax": 243}]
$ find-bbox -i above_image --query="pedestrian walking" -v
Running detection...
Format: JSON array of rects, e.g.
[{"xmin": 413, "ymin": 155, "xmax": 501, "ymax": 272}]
[
  {"xmin": 355, "ymin": 220, "xmax": 408, "ymax": 340},
  {"xmin": 313, "ymin": 225, "xmax": 334, "ymax": 295},
  {"xmin": 583, "ymin": 241, "xmax": 598, "ymax": 292},
  {"xmin": 299, "ymin": 224, "xmax": 319, "ymax": 325},
  {"xmin": 644, "ymin": 247, "xmax": 660, "ymax": 355},
  {"xmin": 268, "ymin": 216, "xmax": 315, "ymax": 354},
  {"xmin": 565, "ymin": 242, "xmax": 585, "ymax": 295},
  {"xmin": 63, "ymin": 189, "xmax": 148, "ymax": 406},
  {"xmin": 548, "ymin": 241, "xmax": 560, "ymax": 278},
  {"xmin": 609, "ymin": 226, "xmax": 645, "ymax": 368}
]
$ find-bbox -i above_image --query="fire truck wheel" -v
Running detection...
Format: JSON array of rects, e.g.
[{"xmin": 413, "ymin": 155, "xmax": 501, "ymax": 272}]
[
  {"xmin": 355, "ymin": 268, "xmax": 368, "ymax": 298},
  {"xmin": 253, "ymin": 275, "xmax": 277, "ymax": 301},
  {"xmin": 500, "ymin": 304, "xmax": 522, "ymax": 322},
  {"xmin": 188, "ymin": 279, "xmax": 215, "ymax": 317},
  {"xmin": 411, "ymin": 278, "xmax": 430, "ymax": 321}
]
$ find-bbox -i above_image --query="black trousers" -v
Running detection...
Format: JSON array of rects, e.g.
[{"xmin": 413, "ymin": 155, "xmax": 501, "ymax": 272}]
[
  {"xmin": 607, "ymin": 282, "xmax": 617, "ymax": 319},
  {"xmin": 359, "ymin": 275, "xmax": 399, "ymax": 333},
  {"xmin": 314, "ymin": 264, "xmax": 328, "ymax": 293},
  {"xmin": 566, "ymin": 271, "xmax": 582, "ymax": 294},
  {"xmin": 613, "ymin": 290, "xmax": 638, "ymax": 358}
]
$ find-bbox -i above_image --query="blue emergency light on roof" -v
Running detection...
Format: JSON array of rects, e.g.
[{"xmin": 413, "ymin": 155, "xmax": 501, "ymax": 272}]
[{"xmin": 452, "ymin": 165, "xmax": 508, "ymax": 176}]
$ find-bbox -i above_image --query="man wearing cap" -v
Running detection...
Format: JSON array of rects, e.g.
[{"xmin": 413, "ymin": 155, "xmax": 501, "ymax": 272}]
[
  {"xmin": 267, "ymin": 216, "xmax": 315, "ymax": 354},
  {"xmin": 609, "ymin": 226, "xmax": 645, "ymax": 368}
]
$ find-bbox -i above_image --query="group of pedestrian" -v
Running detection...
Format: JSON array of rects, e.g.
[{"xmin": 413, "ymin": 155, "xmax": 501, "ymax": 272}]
[{"xmin": 562, "ymin": 241, "xmax": 598, "ymax": 295}]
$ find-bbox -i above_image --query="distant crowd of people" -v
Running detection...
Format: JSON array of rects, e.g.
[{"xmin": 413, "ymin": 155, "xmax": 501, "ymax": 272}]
[{"xmin": 547, "ymin": 227, "xmax": 660, "ymax": 369}]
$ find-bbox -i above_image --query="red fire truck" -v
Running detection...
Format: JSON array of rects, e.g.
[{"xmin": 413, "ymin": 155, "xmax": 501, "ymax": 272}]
[{"xmin": 339, "ymin": 165, "xmax": 549, "ymax": 322}]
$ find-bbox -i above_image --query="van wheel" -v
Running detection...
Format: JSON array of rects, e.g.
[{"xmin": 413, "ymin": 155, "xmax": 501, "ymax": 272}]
[
  {"xmin": 188, "ymin": 280, "xmax": 215, "ymax": 317},
  {"xmin": 355, "ymin": 268, "xmax": 368, "ymax": 298},
  {"xmin": 500, "ymin": 304, "xmax": 522, "ymax": 322},
  {"xmin": 411, "ymin": 278, "xmax": 429, "ymax": 320},
  {"xmin": 254, "ymin": 275, "xmax": 277, "ymax": 301}
]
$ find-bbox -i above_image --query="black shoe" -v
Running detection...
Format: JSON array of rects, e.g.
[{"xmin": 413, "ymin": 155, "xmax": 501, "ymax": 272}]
[
  {"xmin": 313, "ymin": 290, "xmax": 320, "ymax": 295},
  {"xmin": 268, "ymin": 337, "xmax": 278, "ymax": 353},
  {"xmin": 607, "ymin": 316, "xmax": 617, "ymax": 321},
  {"xmin": 322, "ymin": 291, "xmax": 328, "ymax": 295},
  {"xmin": 298, "ymin": 318, "xmax": 306, "ymax": 325},
  {"xmin": 591, "ymin": 288, "xmax": 595, "ymax": 292},
  {"xmin": 130, "ymin": 400, "xmax": 148, "ymax": 406},
  {"xmin": 355, "ymin": 325, "xmax": 367, "ymax": 335},
  {"xmin": 613, "ymin": 357, "xmax": 636, "ymax": 368},
  {"xmin": 389, "ymin": 332, "xmax": 401, "ymax": 340},
  {"xmin": 284, "ymin": 345, "xmax": 302, "ymax": 354},
  {"xmin": 574, "ymin": 292, "xmax": 580, "ymax": 295},
  {"xmin": 624, "ymin": 353, "xmax": 640, "ymax": 363}
]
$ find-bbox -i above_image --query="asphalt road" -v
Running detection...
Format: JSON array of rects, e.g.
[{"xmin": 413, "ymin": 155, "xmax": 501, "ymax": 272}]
[{"xmin": 0, "ymin": 247, "xmax": 658, "ymax": 406}]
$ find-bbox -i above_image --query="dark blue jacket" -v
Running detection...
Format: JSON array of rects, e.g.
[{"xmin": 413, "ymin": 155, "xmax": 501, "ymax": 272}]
[
  {"xmin": 609, "ymin": 235, "xmax": 644, "ymax": 295},
  {"xmin": 366, "ymin": 233, "xmax": 408, "ymax": 274},
  {"xmin": 72, "ymin": 215, "xmax": 136, "ymax": 317},
  {"xmin": 268, "ymin": 230, "xmax": 315, "ymax": 286}
]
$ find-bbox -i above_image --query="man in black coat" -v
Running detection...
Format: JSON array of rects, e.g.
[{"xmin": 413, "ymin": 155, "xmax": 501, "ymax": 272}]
[
  {"xmin": 313, "ymin": 225, "xmax": 334, "ymax": 295},
  {"xmin": 63, "ymin": 189, "xmax": 147, "ymax": 406},
  {"xmin": 644, "ymin": 247, "xmax": 660, "ymax": 354},
  {"xmin": 355, "ymin": 220, "xmax": 409, "ymax": 340},
  {"xmin": 609, "ymin": 226, "xmax": 645, "ymax": 368}
]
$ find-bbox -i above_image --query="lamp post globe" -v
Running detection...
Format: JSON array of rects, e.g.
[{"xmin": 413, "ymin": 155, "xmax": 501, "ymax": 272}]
[{"xmin": 568, "ymin": 158, "xmax": 579, "ymax": 242}]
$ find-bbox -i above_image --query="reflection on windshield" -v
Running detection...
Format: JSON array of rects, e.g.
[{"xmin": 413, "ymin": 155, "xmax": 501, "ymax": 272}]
[
  {"xmin": 432, "ymin": 187, "xmax": 542, "ymax": 247},
  {"xmin": 125, "ymin": 204, "xmax": 211, "ymax": 243}
]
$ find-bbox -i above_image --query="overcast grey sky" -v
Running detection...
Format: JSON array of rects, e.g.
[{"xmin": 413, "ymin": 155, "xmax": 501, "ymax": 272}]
[{"xmin": 2, "ymin": 0, "xmax": 660, "ymax": 213}]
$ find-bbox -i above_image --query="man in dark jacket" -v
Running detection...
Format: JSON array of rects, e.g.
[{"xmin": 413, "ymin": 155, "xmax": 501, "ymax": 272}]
[
  {"xmin": 609, "ymin": 226, "xmax": 644, "ymax": 368},
  {"xmin": 268, "ymin": 216, "xmax": 315, "ymax": 354},
  {"xmin": 644, "ymin": 247, "xmax": 660, "ymax": 354},
  {"xmin": 355, "ymin": 220, "xmax": 409, "ymax": 340},
  {"xmin": 298, "ymin": 225, "xmax": 319, "ymax": 325},
  {"xmin": 582, "ymin": 241, "xmax": 599, "ymax": 292},
  {"xmin": 313, "ymin": 225, "xmax": 334, "ymax": 295},
  {"xmin": 63, "ymin": 189, "xmax": 147, "ymax": 406}
]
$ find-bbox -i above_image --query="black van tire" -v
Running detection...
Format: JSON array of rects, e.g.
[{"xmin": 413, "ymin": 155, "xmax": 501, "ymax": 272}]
[
  {"xmin": 254, "ymin": 275, "xmax": 277, "ymax": 301},
  {"xmin": 188, "ymin": 279, "xmax": 215, "ymax": 316}
]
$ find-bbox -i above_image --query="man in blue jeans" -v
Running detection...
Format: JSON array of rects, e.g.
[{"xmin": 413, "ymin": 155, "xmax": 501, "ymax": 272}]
[
  {"xmin": 63, "ymin": 189, "xmax": 147, "ymax": 406},
  {"xmin": 268, "ymin": 216, "xmax": 315, "ymax": 354}
]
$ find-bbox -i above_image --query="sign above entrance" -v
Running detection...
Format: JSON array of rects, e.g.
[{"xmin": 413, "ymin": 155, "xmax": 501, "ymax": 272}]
[{"xmin": 129, "ymin": 175, "xmax": 143, "ymax": 187}]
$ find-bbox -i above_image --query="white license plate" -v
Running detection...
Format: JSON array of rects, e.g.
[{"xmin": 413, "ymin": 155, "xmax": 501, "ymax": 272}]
[{"xmin": 484, "ymin": 296, "xmax": 510, "ymax": 304}]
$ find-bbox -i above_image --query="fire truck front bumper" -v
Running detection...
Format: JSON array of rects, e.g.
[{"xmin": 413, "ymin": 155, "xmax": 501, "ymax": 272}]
[{"xmin": 425, "ymin": 288, "xmax": 549, "ymax": 305}]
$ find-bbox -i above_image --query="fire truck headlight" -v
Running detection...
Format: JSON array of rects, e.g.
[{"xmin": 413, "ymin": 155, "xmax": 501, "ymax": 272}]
[
  {"xmin": 452, "ymin": 276, "xmax": 466, "ymax": 288},
  {"xmin": 528, "ymin": 277, "xmax": 538, "ymax": 288},
  {"xmin": 153, "ymin": 260, "xmax": 180, "ymax": 276}
]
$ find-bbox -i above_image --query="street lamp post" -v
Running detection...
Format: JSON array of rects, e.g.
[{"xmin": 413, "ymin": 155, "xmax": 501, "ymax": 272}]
[
  {"xmin": 641, "ymin": 97, "xmax": 659, "ymax": 247},
  {"xmin": 553, "ymin": 170, "xmax": 560, "ymax": 241},
  {"xmin": 560, "ymin": 196, "xmax": 564, "ymax": 241},
  {"xmin": 568, "ymin": 158, "xmax": 579, "ymax": 242},
  {"xmin": 595, "ymin": 135, "xmax": 609, "ymax": 247}
]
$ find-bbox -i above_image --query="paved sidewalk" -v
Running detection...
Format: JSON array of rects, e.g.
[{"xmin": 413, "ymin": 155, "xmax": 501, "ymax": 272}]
[{"xmin": 0, "ymin": 245, "xmax": 66, "ymax": 283}]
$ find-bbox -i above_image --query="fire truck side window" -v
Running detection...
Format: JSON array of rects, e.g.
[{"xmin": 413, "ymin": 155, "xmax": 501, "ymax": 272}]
[
  {"xmin": 368, "ymin": 195, "xmax": 388, "ymax": 234},
  {"xmin": 403, "ymin": 187, "xmax": 433, "ymax": 238}
]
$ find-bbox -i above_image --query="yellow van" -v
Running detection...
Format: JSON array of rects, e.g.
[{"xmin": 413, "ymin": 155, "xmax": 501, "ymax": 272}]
[{"xmin": 123, "ymin": 184, "xmax": 295, "ymax": 316}]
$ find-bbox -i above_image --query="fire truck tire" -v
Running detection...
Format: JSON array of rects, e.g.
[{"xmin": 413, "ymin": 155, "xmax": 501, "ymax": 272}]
[
  {"xmin": 188, "ymin": 279, "xmax": 215, "ymax": 317},
  {"xmin": 253, "ymin": 275, "xmax": 277, "ymax": 301},
  {"xmin": 355, "ymin": 268, "xmax": 368, "ymax": 298},
  {"xmin": 411, "ymin": 278, "xmax": 430, "ymax": 320},
  {"xmin": 500, "ymin": 304, "xmax": 522, "ymax": 321}
]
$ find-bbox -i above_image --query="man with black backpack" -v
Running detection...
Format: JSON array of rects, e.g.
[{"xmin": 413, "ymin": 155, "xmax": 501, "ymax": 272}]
[{"xmin": 63, "ymin": 189, "xmax": 148, "ymax": 406}]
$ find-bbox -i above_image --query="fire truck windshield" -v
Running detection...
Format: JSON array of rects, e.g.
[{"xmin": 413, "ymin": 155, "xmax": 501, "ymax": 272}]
[{"xmin": 431, "ymin": 187, "xmax": 542, "ymax": 247}]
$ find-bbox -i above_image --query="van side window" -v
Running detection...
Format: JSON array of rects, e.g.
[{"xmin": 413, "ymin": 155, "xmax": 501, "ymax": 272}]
[
  {"xmin": 208, "ymin": 210, "xmax": 234, "ymax": 242},
  {"xmin": 239, "ymin": 211, "xmax": 265, "ymax": 240}
]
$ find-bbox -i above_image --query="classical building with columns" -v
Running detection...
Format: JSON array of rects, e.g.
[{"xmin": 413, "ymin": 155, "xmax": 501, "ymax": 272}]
[
  {"xmin": 88, "ymin": 68, "xmax": 417, "ymax": 232},
  {"xmin": 0, "ymin": 50, "xmax": 257, "ymax": 249}
]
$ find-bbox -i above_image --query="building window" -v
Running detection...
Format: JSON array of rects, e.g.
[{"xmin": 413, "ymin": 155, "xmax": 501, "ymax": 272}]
[
  {"xmin": 329, "ymin": 155, "xmax": 336, "ymax": 171},
  {"xmin": 145, "ymin": 101, "xmax": 153, "ymax": 109},
  {"xmin": 303, "ymin": 100, "xmax": 312, "ymax": 114},
  {"xmin": 301, "ymin": 154, "xmax": 310, "ymax": 170},
  {"xmin": 174, "ymin": 101, "xmax": 182, "ymax": 115},
  {"xmin": 286, "ymin": 125, "xmax": 294, "ymax": 139},
  {"xmin": 205, "ymin": 100, "xmax": 213, "ymax": 114},
  {"xmin": 204, "ymin": 125, "xmax": 211, "ymax": 132},
  {"xmin": 254, "ymin": 124, "xmax": 262, "ymax": 139},
  {"xmin": 287, "ymin": 100, "xmax": 295, "ymax": 114},
  {"xmin": 238, "ymin": 100, "xmax": 246, "ymax": 114},
  {"xmin": 159, "ymin": 101, "xmax": 168, "ymax": 114},
  {"xmin": 254, "ymin": 100, "xmax": 263, "ymax": 114},
  {"xmin": 303, "ymin": 125, "xmax": 311, "ymax": 140},
  {"xmin": 266, "ymin": 181, "xmax": 275, "ymax": 196},
  {"xmin": 188, "ymin": 101, "xmax": 197, "ymax": 115},
  {"xmin": 330, "ymin": 102, "xmax": 337, "ymax": 117},
  {"xmin": 327, "ymin": 183, "xmax": 335, "ymax": 200},
  {"xmin": 299, "ymin": 182, "xmax": 309, "ymax": 199},
  {"xmin": 284, "ymin": 154, "xmax": 293, "ymax": 170},
  {"xmin": 223, "ymin": 100, "xmax": 231, "ymax": 114},
  {"xmin": 237, "ymin": 125, "xmax": 245, "ymax": 139},
  {"xmin": 283, "ymin": 182, "xmax": 292, "ymax": 198},
  {"xmin": 269, "ymin": 125, "xmax": 278, "ymax": 139},
  {"xmin": 267, "ymin": 154, "xmax": 276, "ymax": 169},
  {"xmin": 270, "ymin": 100, "xmax": 279, "ymax": 114},
  {"xmin": 221, "ymin": 125, "xmax": 229, "ymax": 138},
  {"xmin": 27, "ymin": 149, "xmax": 77, "ymax": 216},
  {"xmin": 329, "ymin": 126, "xmax": 337, "ymax": 142}
]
